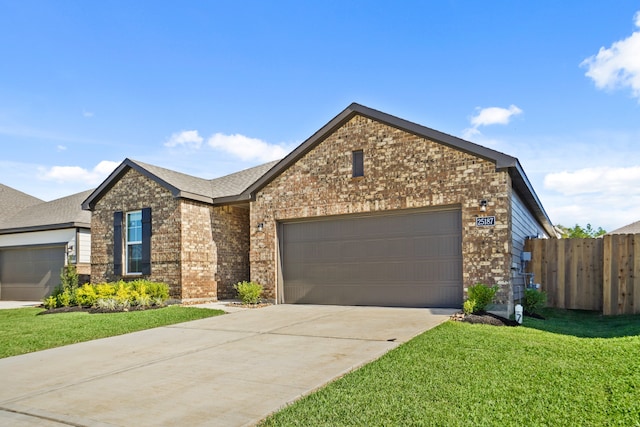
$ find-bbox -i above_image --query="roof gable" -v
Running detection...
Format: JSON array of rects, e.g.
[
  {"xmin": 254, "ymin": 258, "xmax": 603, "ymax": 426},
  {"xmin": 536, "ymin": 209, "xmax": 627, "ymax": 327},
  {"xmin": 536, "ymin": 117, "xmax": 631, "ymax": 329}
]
[
  {"xmin": 242, "ymin": 103, "xmax": 519, "ymax": 196},
  {"xmin": 240, "ymin": 103, "xmax": 555, "ymax": 237}
]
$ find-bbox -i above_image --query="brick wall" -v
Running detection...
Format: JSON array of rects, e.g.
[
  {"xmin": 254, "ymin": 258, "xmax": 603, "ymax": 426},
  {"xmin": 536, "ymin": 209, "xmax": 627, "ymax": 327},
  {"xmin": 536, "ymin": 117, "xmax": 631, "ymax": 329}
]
[
  {"xmin": 90, "ymin": 168, "xmax": 183, "ymax": 297},
  {"xmin": 211, "ymin": 205, "xmax": 250, "ymax": 299},
  {"xmin": 251, "ymin": 114, "xmax": 513, "ymax": 309},
  {"xmin": 90, "ymin": 167, "xmax": 250, "ymax": 302}
]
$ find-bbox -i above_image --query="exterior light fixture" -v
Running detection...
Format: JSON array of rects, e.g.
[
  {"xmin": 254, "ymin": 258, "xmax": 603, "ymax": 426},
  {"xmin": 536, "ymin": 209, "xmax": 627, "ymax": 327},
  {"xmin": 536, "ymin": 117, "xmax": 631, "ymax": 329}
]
[
  {"xmin": 257, "ymin": 222, "xmax": 264, "ymax": 232},
  {"xmin": 479, "ymin": 199, "xmax": 487, "ymax": 212}
]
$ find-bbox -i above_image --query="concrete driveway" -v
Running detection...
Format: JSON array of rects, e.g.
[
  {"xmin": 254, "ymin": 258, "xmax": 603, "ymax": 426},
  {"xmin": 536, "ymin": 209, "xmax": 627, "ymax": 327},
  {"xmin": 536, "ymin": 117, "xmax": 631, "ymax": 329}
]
[{"xmin": 0, "ymin": 304, "xmax": 455, "ymax": 427}]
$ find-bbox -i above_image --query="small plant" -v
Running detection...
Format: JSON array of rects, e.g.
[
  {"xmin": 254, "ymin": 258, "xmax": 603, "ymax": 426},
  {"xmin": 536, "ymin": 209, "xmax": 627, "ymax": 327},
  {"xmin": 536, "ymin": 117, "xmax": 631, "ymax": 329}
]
[
  {"xmin": 43, "ymin": 296, "xmax": 58, "ymax": 310},
  {"xmin": 523, "ymin": 288, "xmax": 547, "ymax": 315},
  {"xmin": 465, "ymin": 283, "xmax": 499, "ymax": 314},
  {"xmin": 95, "ymin": 298, "xmax": 118, "ymax": 311},
  {"xmin": 233, "ymin": 281, "xmax": 263, "ymax": 304},
  {"xmin": 463, "ymin": 299, "xmax": 477, "ymax": 315},
  {"xmin": 57, "ymin": 288, "xmax": 73, "ymax": 307},
  {"xmin": 60, "ymin": 264, "xmax": 79, "ymax": 292}
]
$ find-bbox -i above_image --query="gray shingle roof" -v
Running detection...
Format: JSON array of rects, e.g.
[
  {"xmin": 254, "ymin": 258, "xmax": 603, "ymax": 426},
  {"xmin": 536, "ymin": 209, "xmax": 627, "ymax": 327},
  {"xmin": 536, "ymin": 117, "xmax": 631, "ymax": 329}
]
[
  {"xmin": 607, "ymin": 220, "xmax": 640, "ymax": 235},
  {"xmin": 0, "ymin": 184, "xmax": 43, "ymax": 221},
  {"xmin": 0, "ymin": 189, "xmax": 93, "ymax": 234},
  {"xmin": 82, "ymin": 158, "xmax": 279, "ymax": 210}
]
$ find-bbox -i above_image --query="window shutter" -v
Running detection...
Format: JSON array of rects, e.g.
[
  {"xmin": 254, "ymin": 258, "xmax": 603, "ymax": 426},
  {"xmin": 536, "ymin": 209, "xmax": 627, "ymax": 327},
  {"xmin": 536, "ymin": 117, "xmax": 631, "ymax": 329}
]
[
  {"xmin": 113, "ymin": 211, "xmax": 123, "ymax": 276},
  {"xmin": 141, "ymin": 207, "xmax": 152, "ymax": 275}
]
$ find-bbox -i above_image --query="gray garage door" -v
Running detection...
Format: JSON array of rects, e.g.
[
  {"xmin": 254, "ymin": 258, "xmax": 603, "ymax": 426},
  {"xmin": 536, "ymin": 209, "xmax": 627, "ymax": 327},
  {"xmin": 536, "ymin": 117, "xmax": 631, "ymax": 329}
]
[
  {"xmin": 280, "ymin": 208, "xmax": 462, "ymax": 307},
  {"xmin": 0, "ymin": 246, "xmax": 65, "ymax": 300}
]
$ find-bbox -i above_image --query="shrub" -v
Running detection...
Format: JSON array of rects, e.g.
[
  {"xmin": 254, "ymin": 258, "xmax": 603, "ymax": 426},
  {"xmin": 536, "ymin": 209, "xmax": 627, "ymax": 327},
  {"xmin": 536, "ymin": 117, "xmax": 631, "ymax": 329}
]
[
  {"xmin": 95, "ymin": 283, "xmax": 116, "ymax": 299},
  {"xmin": 463, "ymin": 299, "xmax": 476, "ymax": 315},
  {"xmin": 233, "ymin": 281, "xmax": 263, "ymax": 304},
  {"xmin": 114, "ymin": 282, "xmax": 131, "ymax": 304},
  {"xmin": 95, "ymin": 298, "xmax": 117, "ymax": 311},
  {"xmin": 57, "ymin": 288, "xmax": 73, "ymax": 307},
  {"xmin": 523, "ymin": 288, "xmax": 546, "ymax": 315},
  {"xmin": 75, "ymin": 284, "xmax": 98, "ymax": 307},
  {"xmin": 60, "ymin": 264, "xmax": 79, "ymax": 292},
  {"xmin": 465, "ymin": 283, "xmax": 498, "ymax": 314},
  {"xmin": 43, "ymin": 296, "xmax": 58, "ymax": 310}
]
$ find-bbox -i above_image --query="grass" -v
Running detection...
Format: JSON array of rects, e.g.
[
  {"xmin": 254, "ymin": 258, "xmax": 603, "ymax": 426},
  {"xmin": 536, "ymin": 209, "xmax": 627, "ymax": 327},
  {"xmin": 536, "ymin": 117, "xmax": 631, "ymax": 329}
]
[
  {"xmin": 0, "ymin": 306, "xmax": 224, "ymax": 358},
  {"xmin": 261, "ymin": 308, "xmax": 640, "ymax": 426}
]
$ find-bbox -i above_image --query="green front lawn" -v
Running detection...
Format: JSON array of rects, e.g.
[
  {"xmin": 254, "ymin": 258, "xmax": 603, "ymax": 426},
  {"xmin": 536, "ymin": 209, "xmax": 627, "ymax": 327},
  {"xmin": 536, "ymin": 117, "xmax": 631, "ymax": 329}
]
[
  {"xmin": 0, "ymin": 306, "xmax": 223, "ymax": 358},
  {"xmin": 261, "ymin": 308, "xmax": 640, "ymax": 426}
]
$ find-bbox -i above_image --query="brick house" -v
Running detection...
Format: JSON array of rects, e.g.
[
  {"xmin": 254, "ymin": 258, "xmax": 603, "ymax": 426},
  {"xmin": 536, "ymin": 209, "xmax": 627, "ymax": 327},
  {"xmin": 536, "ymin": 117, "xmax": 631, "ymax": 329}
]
[{"xmin": 82, "ymin": 103, "xmax": 555, "ymax": 315}]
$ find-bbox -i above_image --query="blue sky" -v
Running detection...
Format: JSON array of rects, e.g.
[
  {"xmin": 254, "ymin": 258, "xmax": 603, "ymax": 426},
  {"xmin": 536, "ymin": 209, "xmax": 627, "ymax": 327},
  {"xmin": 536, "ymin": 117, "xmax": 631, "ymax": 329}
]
[{"xmin": 1, "ymin": 1, "xmax": 639, "ymax": 231}]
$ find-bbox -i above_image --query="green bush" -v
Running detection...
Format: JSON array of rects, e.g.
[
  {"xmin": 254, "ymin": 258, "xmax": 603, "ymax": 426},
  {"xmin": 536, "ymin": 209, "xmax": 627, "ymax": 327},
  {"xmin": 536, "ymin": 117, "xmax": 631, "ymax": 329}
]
[
  {"xmin": 523, "ymin": 288, "xmax": 546, "ymax": 315},
  {"xmin": 43, "ymin": 296, "xmax": 58, "ymax": 310},
  {"xmin": 233, "ymin": 281, "xmax": 263, "ymax": 304},
  {"xmin": 42, "ymin": 279, "xmax": 170, "ymax": 311},
  {"xmin": 57, "ymin": 289, "xmax": 73, "ymax": 307},
  {"xmin": 465, "ymin": 283, "xmax": 498, "ymax": 314},
  {"xmin": 463, "ymin": 299, "xmax": 476, "ymax": 315},
  {"xmin": 75, "ymin": 284, "xmax": 98, "ymax": 307}
]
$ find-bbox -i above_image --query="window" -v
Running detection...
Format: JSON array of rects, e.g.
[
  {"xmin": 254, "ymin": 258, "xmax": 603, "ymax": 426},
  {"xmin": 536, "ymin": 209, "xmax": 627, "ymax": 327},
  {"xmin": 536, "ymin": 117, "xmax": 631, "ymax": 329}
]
[
  {"xmin": 114, "ymin": 208, "xmax": 151, "ymax": 276},
  {"xmin": 352, "ymin": 150, "xmax": 364, "ymax": 177},
  {"xmin": 126, "ymin": 210, "xmax": 143, "ymax": 274}
]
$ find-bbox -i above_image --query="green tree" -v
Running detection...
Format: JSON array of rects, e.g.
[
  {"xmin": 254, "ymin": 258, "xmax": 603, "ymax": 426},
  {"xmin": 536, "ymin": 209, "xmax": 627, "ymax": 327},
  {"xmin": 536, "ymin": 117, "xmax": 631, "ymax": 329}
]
[{"xmin": 556, "ymin": 223, "xmax": 606, "ymax": 238}]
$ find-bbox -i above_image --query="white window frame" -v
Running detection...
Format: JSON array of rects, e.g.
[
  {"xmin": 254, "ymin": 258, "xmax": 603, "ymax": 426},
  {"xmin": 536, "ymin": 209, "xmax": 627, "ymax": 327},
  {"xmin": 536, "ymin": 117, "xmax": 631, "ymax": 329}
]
[{"xmin": 125, "ymin": 210, "xmax": 143, "ymax": 275}]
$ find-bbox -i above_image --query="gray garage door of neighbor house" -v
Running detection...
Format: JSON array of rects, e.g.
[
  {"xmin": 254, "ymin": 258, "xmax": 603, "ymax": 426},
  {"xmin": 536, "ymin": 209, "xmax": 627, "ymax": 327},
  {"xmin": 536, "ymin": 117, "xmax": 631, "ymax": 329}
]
[
  {"xmin": 279, "ymin": 207, "xmax": 463, "ymax": 308},
  {"xmin": 0, "ymin": 246, "xmax": 65, "ymax": 300}
]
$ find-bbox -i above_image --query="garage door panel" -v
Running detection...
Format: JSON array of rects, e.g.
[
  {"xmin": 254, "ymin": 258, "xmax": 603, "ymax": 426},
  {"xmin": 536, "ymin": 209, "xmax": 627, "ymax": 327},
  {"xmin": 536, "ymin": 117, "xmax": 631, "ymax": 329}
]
[
  {"xmin": 281, "ymin": 209, "xmax": 462, "ymax": 308},
  {"xmin": 0, "ymin": 246, "xmax": 65, "ymax": 300}
]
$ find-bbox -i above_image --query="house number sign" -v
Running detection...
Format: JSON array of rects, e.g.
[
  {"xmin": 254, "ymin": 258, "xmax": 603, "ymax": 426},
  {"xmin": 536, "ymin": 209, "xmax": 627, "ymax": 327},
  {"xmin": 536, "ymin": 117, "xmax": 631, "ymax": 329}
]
[{"xmin": 476, "ymin": 216, "xmax": 496, "ymax": 227}]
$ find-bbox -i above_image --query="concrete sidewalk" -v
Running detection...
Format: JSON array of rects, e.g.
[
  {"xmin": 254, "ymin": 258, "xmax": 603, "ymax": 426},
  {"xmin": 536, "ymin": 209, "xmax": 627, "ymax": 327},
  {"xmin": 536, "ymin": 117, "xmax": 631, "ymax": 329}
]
[{"xmin": 0, "ymin": 304, "xmax": 455, "ymax": 426}]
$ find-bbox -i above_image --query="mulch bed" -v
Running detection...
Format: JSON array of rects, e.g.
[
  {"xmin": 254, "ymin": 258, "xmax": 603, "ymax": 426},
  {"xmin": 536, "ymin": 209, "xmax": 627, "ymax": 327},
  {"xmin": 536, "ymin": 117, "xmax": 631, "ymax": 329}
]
[
  {"xmin": 225, "ymin": 301, "xmax": 272, "ymax": 309},
  {"xmin": 450, "ymin": 311, "xmax": 520, "ymax": 326}
]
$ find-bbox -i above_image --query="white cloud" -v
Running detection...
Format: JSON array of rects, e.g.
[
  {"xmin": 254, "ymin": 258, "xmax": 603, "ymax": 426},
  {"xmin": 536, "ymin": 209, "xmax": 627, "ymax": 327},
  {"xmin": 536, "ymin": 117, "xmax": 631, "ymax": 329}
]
[
  {"xmin": 581, "ymin": 10, "xmax": 640, "ymax": 100},
  {"xmin": 56, "ymin": 145, "xmax": 67, "ymax": 151},
  {"xmin": 82, "ymin": 110, "xmax": 94, "ymax": 118},
  {"xmin": 164, "ymin": 130, "xmax": 203, "ymax": 149},
  {"xmin": 207, "ymin": 133, "xmax": 290, "ymax": 162},
  {"xmin": 543, "ymin": 166, "xmax": 640, "ymax": 195},
  {"xmin": 541, "ymin": 166, "xmax": 640, "ymax": 231},
  {"xmin": 463, "ymin": 105, "xmax": 522, "ymax": 139},
  {"xmin": 39, "ymin": 160, "xmax": 120, "ymax": 185}
]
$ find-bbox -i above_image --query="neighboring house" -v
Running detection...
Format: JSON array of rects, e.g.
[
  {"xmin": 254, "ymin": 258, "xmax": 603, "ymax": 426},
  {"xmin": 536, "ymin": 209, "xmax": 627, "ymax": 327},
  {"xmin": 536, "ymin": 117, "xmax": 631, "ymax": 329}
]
[
  {"xmin": 0, "ymin": 184, "xmax": 43, "ymax": 220},
  {"xmin": 607, "ymin": 220, "xmax": 640, "ymax": 235},
  {"xmin": 0, "ymin": 189, "xmax": 93, "ymax": 300},
  {"xmin": 83, "ymin": 103, "xmax": 555, "ymax": 316}
]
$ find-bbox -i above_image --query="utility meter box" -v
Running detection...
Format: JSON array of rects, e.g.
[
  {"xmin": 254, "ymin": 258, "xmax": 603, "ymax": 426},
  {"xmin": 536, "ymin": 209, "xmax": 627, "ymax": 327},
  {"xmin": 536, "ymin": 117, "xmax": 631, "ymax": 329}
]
[{"xmin": 521, "ymin": 251, "xmax": 532, "ymax": 262}]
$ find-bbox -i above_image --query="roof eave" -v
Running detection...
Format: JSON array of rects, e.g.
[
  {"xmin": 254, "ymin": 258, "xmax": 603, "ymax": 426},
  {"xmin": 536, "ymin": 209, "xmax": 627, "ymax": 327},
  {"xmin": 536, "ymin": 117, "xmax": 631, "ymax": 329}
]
[
  {"xmin": 506, "ymin": 161, "xmax": 557, "ymax": 238},
  {"xmin": 0, "ymin": 222, "xmax": 91, "ymax": 235},
  {"xmin": 82, "ymin": 159, "xmax": 188, "ymax": 210}
]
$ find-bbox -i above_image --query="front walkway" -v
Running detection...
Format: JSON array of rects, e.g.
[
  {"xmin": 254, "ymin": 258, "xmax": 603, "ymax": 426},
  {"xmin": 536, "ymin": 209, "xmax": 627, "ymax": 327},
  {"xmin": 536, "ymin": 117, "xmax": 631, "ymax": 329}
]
[{"xmin": 0, "ymin": 304, "xmax": 455, "ymax": 426}]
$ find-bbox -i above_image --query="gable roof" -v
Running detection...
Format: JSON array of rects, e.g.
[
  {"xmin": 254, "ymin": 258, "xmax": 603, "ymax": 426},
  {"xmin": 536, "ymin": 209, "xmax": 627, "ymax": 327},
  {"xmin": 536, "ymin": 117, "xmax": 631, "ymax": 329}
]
[
  {"xmin": 0, "ymin": 184, "xmax": 43, "ymax": 221},
  {"xmin": 239, "ymin": 103, "xmax": 555, "ymax": 237},
  {"xmin": 0, "ymin": 189, "xmax": 93, "ymax": 235},
  {"xmin": 81, "ymin": 158, "xmax": 279, "ymax": 210},
  {"xmin": 607, "ymin": 220, "xmax": 640, "ymax": 235}
]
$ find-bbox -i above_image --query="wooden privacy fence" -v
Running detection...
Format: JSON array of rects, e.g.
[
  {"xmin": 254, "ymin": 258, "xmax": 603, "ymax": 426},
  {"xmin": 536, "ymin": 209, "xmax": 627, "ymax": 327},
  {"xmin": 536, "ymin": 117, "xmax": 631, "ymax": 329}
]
[{"xmin": 524, "ymin": 234, "xmax": 640, "ymax": 315}]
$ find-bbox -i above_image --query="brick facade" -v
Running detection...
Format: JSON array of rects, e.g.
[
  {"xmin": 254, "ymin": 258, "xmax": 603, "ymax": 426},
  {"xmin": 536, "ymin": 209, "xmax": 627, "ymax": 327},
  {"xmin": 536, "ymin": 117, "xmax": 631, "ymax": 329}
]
[
  {"xmin": 250, "ymin": 115, "xmax": 514, "ymax": 310},
  {"xmin": 90, "ymin": 168, "xmax": 250, "ymax": 302}
]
